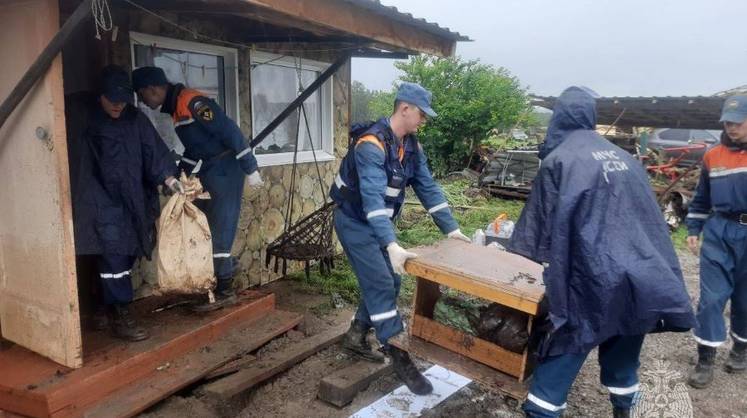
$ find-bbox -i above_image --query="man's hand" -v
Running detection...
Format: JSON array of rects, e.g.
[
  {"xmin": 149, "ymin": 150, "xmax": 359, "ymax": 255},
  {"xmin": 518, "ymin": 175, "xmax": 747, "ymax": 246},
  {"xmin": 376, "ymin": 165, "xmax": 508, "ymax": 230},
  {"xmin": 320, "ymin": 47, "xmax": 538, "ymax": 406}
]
[
  {"xmin": 687, "ymin": 235, "xmax": 700, "ymax": 256},
  {"xmin": 247, "ymin": 171, "xmax": 264, "ymax": 187},
  {"xmin": 386, "ymin": 242, "xmax": 418, "ymax": 275},
  {"xmin": 165, "ymin": 176, "xmax": 184, "ymax": 194},
  {"xmin": 447, "ymin": 229, "xmax": 471, "ymax": 243}
]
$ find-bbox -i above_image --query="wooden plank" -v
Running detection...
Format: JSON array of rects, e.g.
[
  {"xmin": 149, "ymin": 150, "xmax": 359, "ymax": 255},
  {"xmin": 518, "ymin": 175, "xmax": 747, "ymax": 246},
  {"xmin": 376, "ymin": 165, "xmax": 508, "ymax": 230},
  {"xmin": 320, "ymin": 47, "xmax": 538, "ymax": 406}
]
[
  {"xmin": 0, "ymin": 292, "xmax": 276, "ymax": 418},
  {"xmin": 148, "ymin": 0, "xmax": 457, "ymax": 57},
  {"xmin": 82, "ymin": 309, "xmax": 302, "ymax": 418},
  {"xmin": 317, "ymin": 360, "xmax": 393, "ymax": 407},
  {"xmin": 203, "ymin": 355, "xmax": 257, "ymax": 380},
  {"xmin": 413, "ymin": 278, "xmax": 440, "ymax": 318},
  {"xmin": 405, "ymin": 240, "xmax": 544, "ymax": 315},
  {"xmin": 389, "ymin": 333, "xmax": 528, "ymax": 401},
  {"xmin": 202, "ymin": 324, "xmax": 348, "ymax": 399},
  {"xmin": 411, "ymin": 315, "xmax": 524, "ymax": 378},
  {"xmin": 0, "ymin": 0, "xmax": 82, "ymax": 369}
]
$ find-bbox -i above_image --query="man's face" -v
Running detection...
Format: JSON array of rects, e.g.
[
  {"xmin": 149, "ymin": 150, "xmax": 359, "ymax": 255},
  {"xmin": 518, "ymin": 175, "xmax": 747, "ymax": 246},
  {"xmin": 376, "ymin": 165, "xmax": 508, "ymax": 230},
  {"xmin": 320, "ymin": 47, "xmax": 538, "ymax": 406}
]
[
  {"xmin": 137, "ymin": 85, "xmax": 166, "ymax": 109},
  {"xmin": 100, "ymin": 95, "xmax": 126, "ymax": 119},
  {"xmin": 401, "ymin": 103, "xmax": 428, "ymax": 134},
  {"xmin": 724, "ymin": 119, "xmax": 747, "ymax": 143}
]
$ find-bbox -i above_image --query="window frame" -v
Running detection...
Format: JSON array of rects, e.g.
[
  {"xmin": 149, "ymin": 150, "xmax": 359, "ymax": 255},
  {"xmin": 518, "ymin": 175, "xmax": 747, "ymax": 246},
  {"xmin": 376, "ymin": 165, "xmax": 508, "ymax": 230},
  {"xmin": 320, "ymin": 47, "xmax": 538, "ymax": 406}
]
[
  {"xmin": 128, "ymin": 31, "xmax": 241, "ymax": 124},
  {"xmin": 249, "ymin": 51, "xmax": 335, "ymax": 167}
]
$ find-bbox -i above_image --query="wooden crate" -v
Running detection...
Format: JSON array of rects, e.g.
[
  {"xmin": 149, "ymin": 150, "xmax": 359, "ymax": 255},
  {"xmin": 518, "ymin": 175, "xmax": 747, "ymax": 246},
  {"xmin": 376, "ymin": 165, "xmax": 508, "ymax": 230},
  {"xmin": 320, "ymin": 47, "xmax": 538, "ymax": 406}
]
[{"xmin": 394, "ymin": 240, "xmax": 545, "ymax": 397}]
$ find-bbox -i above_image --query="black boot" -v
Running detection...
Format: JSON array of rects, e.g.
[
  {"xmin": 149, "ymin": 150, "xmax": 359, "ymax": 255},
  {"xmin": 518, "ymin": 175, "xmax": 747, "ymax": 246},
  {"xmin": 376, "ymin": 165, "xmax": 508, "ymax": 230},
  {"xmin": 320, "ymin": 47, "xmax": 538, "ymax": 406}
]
[
  {"xmin": 342, "ymin": 320, "xmax": 385, "ymax": 363},
  {"xmin": 384, "ymin": 345, "xmax": 433, "ymax": 395},
  {"xmin": 688, "ymin": 344, "xmax": 716, "ymax": 388},
  {"xmin": 190, "ymin": 285, "xmax": 238, "ymax": 313},
  {"xmin": 613, "ymin": 407, "xmax": 631, "ymax": 418},
  {"xmin": 111, "ymin": 304, "xmax": 149, "ymax": 342},
  {"xmin": 725, "ymin": 339, "xmax": 747, "ymax": 373},
  {"xmin": 91, "ymin": 305, "xmax": 109, "ymax": 331}
]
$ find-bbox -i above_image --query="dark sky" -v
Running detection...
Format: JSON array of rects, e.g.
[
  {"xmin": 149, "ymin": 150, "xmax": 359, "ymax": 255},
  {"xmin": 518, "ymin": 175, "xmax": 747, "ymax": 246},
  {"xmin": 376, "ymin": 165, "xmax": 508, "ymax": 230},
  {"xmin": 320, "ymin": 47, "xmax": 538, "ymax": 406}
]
[{"xmin": 353, "ymin": 0, "xmax": 747, "ymax": 97}]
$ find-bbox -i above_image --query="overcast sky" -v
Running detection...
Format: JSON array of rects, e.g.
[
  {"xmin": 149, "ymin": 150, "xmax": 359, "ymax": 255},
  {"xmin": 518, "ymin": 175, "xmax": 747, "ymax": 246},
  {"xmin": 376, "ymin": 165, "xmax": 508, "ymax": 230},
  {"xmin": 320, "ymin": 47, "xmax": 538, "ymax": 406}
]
[{"xmin": 352, "ymin": 0, "xmax": 747, "ymax": 97}]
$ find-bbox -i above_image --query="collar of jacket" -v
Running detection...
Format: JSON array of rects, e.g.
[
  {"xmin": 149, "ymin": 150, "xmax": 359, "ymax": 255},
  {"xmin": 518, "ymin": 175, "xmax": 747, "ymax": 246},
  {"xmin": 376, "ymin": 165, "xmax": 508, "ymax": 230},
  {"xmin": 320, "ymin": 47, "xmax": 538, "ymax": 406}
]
[
  {"xmin": 720, "ymin": 130, "xmax": 747, "ymax": 151},
  {"xmin": 160, "ymin": 83, "xmax": 184, "ymax": 116}
]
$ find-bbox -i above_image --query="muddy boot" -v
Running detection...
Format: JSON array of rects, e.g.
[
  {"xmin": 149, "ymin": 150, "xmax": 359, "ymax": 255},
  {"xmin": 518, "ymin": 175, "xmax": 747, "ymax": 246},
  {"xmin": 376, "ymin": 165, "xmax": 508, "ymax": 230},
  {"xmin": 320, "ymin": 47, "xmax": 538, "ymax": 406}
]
[
  {"xmin": 725, "ymin": 340, "xmax": 747, "ymax": 373},
  {"xmin": 91, "ymin": 305, "xmax": 109, "ymax": 331},
  {"xmin": 111, "ymin": 304, "xmax": 149, "ymax": 342},
  {"xmin": 384, "ymin": 345, "xmax": 433, "ymax": 395},
  {"xmin": 613, "ymin": 407, "xmax": 631, "ymax": 418},
  {"xmin": 688, "ymin": 344, "xmax": 716, "ymax": 388},
  {"xmin": 342, "ymin": 320, "xmax": 385, "ymax": 363},
  {"xmin": 190, "ymin": 288, "xmax": 238, "ymax": 313}
]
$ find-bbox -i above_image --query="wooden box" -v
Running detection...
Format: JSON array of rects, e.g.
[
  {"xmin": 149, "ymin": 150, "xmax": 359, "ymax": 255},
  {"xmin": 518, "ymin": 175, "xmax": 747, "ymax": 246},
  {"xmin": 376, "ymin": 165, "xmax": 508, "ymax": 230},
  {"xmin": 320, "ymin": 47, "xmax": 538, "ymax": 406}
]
[{"xmin": 391, "ymin": 239, "xmax": 545, "ymax": 399}]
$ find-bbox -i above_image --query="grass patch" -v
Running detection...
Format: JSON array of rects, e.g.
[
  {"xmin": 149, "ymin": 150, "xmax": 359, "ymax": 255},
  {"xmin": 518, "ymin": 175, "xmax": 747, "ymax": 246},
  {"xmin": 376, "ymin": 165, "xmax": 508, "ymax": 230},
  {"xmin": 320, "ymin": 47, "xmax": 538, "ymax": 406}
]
[
  {"xmin": 287, "ymin": 257, "xmax": 360, "ymax": 304},
  {"xmin": 671, "ymin": 226, "xmax": 688, "ymax": 251}
]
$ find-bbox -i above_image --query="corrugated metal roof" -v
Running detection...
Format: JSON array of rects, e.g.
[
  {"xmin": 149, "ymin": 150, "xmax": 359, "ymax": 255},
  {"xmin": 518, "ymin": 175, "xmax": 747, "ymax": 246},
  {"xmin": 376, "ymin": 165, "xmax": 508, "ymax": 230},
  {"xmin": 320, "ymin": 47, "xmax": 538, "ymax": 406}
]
[
  {"xmin": 343, "ymin": 0, "xmax": 471, "ymax": 42},
  {"xmin": 532, "ymin": 96, "xmax": 725, "ymax": 129}
]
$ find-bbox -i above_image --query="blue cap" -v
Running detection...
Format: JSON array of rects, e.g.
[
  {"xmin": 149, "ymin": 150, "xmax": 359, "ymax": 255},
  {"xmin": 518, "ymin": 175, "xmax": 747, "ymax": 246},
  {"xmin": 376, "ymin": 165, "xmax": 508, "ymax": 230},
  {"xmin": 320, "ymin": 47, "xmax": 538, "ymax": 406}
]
[
  {"xmin": 395, "ymin": 82, "xmax": 437, "ymax": 117},
  {"xmin": 132, "ymin": 66, "xmax": 169, "ymax": 91},
  {"xmin": 720, "ymin": 95, "xmax": 747, "ymax": 124},
  {"xmin": 100, "ymin": 65, "xmax": 132, "ymax": 103}
]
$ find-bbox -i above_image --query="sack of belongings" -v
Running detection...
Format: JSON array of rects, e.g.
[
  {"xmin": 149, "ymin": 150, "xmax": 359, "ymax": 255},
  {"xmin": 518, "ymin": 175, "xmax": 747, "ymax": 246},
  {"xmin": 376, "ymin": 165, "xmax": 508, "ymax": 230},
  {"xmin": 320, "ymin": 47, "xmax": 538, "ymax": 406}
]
[{"xmin": 155, "ymin": 173, "xmax": 215, "ymax": 294}]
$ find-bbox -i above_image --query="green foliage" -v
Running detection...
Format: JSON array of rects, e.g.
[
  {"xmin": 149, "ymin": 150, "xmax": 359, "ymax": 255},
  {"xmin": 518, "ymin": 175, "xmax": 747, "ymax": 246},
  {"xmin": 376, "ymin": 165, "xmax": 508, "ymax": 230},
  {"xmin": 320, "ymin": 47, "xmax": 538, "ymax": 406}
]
[
  {"xmin": 351, "ymin": 81, "xmax": 396, "ymax": 124},
  {"xmin": 395, "ymin": 56, "xmax": 532, "ymax": 177}
]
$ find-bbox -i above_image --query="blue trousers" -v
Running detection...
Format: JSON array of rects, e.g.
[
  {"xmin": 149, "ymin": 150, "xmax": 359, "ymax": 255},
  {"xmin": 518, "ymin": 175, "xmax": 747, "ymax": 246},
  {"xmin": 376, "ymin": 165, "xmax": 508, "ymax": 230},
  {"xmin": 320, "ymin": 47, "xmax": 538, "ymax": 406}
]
[
  {"xmin": 694, "ymin": 215, "xmax": 747, "ymax": 347},
  {"xmin": 523, "ymin": 335, "xmax": 645, "ymax": 418},
  {"xmin": 97, "ymin": 254, "xmax": 136, "ymax": 305},
  {"xmin": 195, "ymin": 162, "xmax": 245, "ymax": 285},
  {"xmin": 334, "ymin": 209, "xmax": 403, "ymax": 346}
]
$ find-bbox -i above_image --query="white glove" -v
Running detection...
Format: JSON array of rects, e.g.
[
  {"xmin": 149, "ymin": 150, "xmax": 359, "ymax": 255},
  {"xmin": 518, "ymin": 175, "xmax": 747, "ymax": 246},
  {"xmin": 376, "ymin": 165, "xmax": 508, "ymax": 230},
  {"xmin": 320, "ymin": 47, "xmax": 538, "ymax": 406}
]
[
  {"xmin": 165, "ymin": 176, "xmax": 184, "ymax": 194},
  {"xmin": 447, "ymin": 229, "xmax": 471, "ymax": 243},
  {"xmin": 247, "ymin": 170, "xmax": 264, "ymax": 186},
  {"xmin": 386, "ymin": 242, "xmax": 418, "ymax": 275}
]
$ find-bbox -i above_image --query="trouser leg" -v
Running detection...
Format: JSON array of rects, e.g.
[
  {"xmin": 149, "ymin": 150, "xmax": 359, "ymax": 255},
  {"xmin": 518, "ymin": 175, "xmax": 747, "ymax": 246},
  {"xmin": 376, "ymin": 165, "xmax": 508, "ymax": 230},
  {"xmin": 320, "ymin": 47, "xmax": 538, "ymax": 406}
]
[
  {"xmin": 695, "ymin": 220, "xmax": 735, "ymax": 347},
  {"xmin": 335, "ymin": 210, "xmax": 403, "ymax": 346},
  {"xmin": 523, "ymin": 352, "xmax": 588, "ymax": 418},
  {"xmin": 598, "ymin": 335, "xmax": 645, "ymax": 409},
  {"xmin": 97, "ymin": 254, "xmax": 136, "ymax": 305}
]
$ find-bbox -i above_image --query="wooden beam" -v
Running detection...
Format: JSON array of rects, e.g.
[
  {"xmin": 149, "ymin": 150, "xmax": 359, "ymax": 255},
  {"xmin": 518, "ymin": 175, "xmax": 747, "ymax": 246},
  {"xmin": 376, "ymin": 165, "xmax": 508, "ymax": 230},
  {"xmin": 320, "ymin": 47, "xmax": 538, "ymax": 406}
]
[
  {"xmin": 201, "ymin": 324, "xmax": 347, "ymax": 399},
  {"xmin": 240, "ymin": 0, "xmax": 456, "ymax": 57},
  {"xmin": 317, "ymin": 360, "xmax": 393, "ymax": 407},
  {"xmin": 0, "ymin": 0, "xmax": 92, "ymax": 135}
]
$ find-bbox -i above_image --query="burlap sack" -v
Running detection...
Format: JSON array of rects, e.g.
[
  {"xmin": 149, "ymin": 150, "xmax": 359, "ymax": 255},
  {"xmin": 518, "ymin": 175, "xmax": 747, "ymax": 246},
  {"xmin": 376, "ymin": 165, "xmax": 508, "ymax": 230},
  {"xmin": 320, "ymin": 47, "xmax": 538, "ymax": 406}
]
[{"xmin": 156, "ymin": 173, "xmax": 215, "ymax": 294}]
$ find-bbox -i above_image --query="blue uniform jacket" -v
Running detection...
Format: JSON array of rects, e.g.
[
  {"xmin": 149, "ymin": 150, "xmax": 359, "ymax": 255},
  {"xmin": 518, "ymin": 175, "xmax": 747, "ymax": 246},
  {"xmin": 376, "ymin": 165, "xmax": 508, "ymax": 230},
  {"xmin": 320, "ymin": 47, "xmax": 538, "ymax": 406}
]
[
  {"xmin": 161, "ymin": 84, "xmax": 258, "ymax": 177},
  {"xmin": 686, "ymin": 133, "xmax": 747, "ymax": 235},
  {"xmin": 508, "ymin": 87, "xmax": 695, "ymax": 357},
  {"xmin": 69, "ymin": 94, "xmax": 177, "ymax": 258},
  {"xmin": 330, "ymin": 118, "xmax": 458, "ymax": 247}
]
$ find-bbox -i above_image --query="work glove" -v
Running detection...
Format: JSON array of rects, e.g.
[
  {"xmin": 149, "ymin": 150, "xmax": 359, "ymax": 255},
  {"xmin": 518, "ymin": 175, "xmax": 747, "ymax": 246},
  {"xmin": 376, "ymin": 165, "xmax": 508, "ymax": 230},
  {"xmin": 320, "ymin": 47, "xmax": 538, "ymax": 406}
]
[
  {"xmin": 165, "ymin": 176, "xmax": 185, "ymax": 194},
  {"xmin": 386, "ymin": 242, "xmax": 417, "ymax": 275},
  {"xmin": 247, "ymin": 170, "xmax": 264, "ymax": 187},
  {"xmin": 447, "ymin": 229, "xmax": 471, "ymax": 243}
]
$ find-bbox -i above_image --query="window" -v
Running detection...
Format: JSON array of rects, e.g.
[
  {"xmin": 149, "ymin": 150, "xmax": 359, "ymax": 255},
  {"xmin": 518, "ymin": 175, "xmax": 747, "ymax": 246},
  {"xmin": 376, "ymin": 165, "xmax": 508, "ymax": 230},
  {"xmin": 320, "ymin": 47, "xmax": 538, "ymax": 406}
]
[
  {"xmin": 250, "ymin": 52, "xmax": 334, "ymax": 166},
  {"xmin": 690, "ymin": 130, "xmax": 718, "ymax": 143},
  {"xmin": 129, "ymin": 32, "xmax": 239, "ymax": 155},
  {"xmin": 657, "ymin": 129, "xmax": 690, "ymax": 142}
]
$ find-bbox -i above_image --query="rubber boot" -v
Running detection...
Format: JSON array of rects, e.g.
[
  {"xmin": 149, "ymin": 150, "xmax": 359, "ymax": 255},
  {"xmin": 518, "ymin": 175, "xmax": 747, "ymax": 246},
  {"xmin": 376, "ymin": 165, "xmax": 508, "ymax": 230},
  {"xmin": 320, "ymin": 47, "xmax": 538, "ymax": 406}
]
[
  {"xmin": 111, "ymin": 304, "xmax": 149, "ymax": 342},
  {"xmin": 384, "ymin": 345, "xmax": 433, "ymax": 395},
  {"xmin": 725, "ymin": 340, "xmax": 747, "ymax": 374},
  {"xmin": 342, "ymin": 320, "xmax": 385, "ymax": 363},
  {"xmin": 613, "ymin": 407, "xmax": 631, "ymax": 418},
  {"xmin": 190, "ymin": 280, "xmax": 238, "ymax": 313},
  {"xmin": 688, "ymin": 344, "xmax": 716, "ymax": 388}
]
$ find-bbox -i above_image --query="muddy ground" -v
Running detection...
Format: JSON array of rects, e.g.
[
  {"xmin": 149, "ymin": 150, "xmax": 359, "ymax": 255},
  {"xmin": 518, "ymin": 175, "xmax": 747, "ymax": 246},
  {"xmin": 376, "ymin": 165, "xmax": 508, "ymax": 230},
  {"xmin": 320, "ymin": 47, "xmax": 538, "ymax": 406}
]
[{"xmin": 139, "ymin": 250, "xmax": 747, "ymax": 418}]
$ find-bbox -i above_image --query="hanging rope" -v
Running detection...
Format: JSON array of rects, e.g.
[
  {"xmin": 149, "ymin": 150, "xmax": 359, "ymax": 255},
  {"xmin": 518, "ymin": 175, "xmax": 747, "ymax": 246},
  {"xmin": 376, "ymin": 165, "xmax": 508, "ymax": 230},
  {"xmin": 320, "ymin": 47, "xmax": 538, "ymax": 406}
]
[{"xmin": 91, "ymin": 0, "xmax": 113, "ymax": 40}]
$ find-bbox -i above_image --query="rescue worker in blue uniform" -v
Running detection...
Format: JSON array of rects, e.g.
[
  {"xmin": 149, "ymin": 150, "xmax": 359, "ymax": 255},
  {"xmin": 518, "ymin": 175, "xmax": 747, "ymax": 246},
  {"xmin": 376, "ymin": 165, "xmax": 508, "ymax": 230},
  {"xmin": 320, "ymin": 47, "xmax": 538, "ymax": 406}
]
[
  {"xmin": 69, "ymin": 66, "xmax": 181, "ymax": 341},
  {"xmin": 132, "ymin": 67, "xmax": 262, "ymax": 312},
  {"xmin": 330, "ymin": 82, "xmax": 471, "ymax": 395},
  {"xmin": 508, "ymin": 87, "xmax": 695, "ymax": 418},
  {"xmin": 686, "ymin": 95, "xmax": 747, "ymax": 388}
]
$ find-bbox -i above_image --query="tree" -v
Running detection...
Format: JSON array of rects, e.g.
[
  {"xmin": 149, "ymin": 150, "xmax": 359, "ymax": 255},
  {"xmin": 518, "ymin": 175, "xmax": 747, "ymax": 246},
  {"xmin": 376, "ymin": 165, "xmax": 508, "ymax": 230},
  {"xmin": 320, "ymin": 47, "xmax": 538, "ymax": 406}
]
[
  {"xmin": 351, "ymin": 81, "xmax": 373, "ymax": 124},
  {"xmin": 395, "ymin": 56, "xmax": 531, "ymax": 177}
]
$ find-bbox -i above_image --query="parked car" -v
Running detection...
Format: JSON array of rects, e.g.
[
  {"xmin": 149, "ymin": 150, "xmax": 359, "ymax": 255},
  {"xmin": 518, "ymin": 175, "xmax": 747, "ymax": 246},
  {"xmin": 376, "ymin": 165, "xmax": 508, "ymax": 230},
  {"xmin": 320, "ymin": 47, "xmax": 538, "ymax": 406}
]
[{"xmin": 647, "ymin": 128, "xmax": 720, "ymax": 166}]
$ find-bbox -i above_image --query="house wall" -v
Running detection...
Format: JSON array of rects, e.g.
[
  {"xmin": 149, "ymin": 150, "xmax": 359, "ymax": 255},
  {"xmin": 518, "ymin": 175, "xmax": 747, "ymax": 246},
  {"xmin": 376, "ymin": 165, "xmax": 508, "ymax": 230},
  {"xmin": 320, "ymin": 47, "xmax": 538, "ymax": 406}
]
[{"xmin": 78, "ymin": 6, "xmax": 351, "ymax": 290}]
